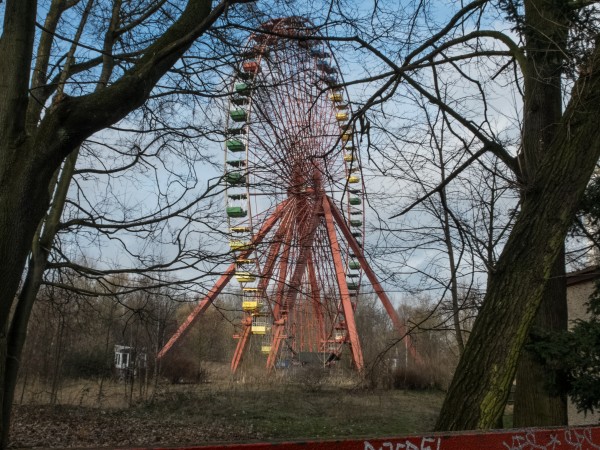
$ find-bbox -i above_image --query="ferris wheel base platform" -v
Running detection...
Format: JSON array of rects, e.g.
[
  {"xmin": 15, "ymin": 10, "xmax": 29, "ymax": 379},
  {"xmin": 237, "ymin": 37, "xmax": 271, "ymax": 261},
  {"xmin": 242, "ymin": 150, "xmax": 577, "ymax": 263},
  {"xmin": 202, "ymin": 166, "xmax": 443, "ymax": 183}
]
[{"xmin": 127, "ymin": 426, "xmax": 600, "ymax": 450}]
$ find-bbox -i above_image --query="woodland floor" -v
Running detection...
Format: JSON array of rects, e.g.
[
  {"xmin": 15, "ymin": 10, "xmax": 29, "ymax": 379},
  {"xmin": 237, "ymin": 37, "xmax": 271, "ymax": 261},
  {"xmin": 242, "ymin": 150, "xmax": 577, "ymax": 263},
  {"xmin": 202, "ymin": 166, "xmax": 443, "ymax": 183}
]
[{"xmin": 9, "ymin": 367, "xmax": 444, "ymax": 448}]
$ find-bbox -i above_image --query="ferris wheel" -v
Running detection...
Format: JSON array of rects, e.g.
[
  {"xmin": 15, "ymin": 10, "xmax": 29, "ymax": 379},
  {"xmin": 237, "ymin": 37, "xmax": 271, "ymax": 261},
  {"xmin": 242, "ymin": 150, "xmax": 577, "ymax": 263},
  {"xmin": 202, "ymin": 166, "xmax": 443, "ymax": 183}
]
[{"xmin": 158, "ymin": 17, "xmax": 419, "ymax": 372}]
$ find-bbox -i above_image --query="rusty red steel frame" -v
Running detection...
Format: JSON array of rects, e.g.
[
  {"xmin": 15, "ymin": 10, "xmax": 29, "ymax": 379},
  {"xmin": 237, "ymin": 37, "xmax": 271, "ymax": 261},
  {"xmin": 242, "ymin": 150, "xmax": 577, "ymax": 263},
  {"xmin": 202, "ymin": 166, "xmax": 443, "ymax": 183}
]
[
  {"xmin": 157, "ymin": 200, "xmax": 288, "ymax": 360},
  {"xmin": 157, "ymin": 17, "xmax": 421, "ymax": 372},
  {"xmin": 129, "ymin": 426, "xmax": 600, "ymax": 450}
]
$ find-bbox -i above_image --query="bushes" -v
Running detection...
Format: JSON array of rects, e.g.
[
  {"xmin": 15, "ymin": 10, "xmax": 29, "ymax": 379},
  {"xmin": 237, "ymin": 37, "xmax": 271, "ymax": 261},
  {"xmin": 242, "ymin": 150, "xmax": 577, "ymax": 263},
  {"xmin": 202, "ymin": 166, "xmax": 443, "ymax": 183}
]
[
  {"xmin": 160, "ymin": 354, "xmax": 208, "ymax": 384},
  {"xmin": 391, "ymin": 367, "xmax": 434, "ymax": 390},
  {"xmin": 62, "ymin": 350, "xmax": 112, "ymax": 379},
  {"xmin": 366, "ymin": 359, "xmax": 450, "ymax": 391}
]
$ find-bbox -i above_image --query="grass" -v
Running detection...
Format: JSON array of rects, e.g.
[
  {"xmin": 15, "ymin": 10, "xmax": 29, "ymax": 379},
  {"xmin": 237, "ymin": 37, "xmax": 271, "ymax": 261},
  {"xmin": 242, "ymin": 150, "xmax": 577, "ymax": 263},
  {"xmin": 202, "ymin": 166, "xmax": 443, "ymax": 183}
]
[
  {"xmin": 11, "ymin": 365, "xmax": 445, "ymax": 446},
  {"xmin": 136, "ymin": 382, "xmax": 443, "ymax": 440}
]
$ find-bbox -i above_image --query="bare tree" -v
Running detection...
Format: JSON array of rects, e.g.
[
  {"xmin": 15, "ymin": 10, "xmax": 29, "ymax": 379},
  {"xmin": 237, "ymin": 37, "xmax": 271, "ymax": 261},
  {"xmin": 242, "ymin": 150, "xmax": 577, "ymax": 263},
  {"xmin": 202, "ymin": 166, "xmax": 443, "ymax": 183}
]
[
  {"xmin": 0, "ymin": 0, "xmax": 261, "ymax": 445},
  {"xmin": 317, "ymin": 0, "xmax": 600, "ymax": 429}
]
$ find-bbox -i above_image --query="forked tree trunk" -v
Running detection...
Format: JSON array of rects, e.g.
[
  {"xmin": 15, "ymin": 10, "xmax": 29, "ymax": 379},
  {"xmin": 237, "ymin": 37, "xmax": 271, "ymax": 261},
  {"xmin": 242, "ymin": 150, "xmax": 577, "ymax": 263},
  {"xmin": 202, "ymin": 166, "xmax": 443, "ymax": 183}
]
[
  {"xmin": 0, "ymin": 1, "xmax": 230, "ymax": 446},
  {"xmin": 512, "ymin": 0, "xmax": 569, "ymax": 426},
  {"xmin": 435, "ymin": 40, "xmax": 600, "ymax": 429}
]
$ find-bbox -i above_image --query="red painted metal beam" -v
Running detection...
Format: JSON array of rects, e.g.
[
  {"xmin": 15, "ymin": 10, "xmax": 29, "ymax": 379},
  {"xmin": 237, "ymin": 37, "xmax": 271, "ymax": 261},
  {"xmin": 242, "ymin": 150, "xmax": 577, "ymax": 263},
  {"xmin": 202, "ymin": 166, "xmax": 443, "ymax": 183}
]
[
  {"xmin": 322, "ymin": 196, "xmax": 364, "ymax": 371},
  {"xmin": 326, "ymin": 196, "xmax": 422, "ymax": 365},
  {"xmin": 231, "ymin": 204, "xmax": 295, "ymax": 373},
  {"xmin": 157, "ymin": 267, "xmax": 236, "ymax": 360},
  {"xmin": 264, "ymin": 218, "xmax": 295, "ymax": 369},
  {"xmin": 307, "ymin": 254, "xmax": 327, "ymax": 346},
  {"xmin": 230, "ymin": 317, "xmax": 252, "ymax": 372},
  {"xmin": 267, "ymin": 197, "xmax": 322, "ymax": 370},
  {"xmin": 158, "ymin": 200, "xmax": 288, "ymax": 361},
  {"xmin": 129, "ymin": 426, "xmax": 600, "ymax": 450}
]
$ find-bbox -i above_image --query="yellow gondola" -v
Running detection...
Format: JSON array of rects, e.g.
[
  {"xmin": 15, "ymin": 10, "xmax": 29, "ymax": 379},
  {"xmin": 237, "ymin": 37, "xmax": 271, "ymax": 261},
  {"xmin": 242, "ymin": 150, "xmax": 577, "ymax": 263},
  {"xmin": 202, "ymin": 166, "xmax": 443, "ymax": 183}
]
[
  {"xmin": 348, "ymin": 175, "xmax": 360, "ymax": 183},
  {"xmin": 329, "ymin": 91, "xmax": 343, "ymax": 102},
  {"xmin": 242, "ymin": 300, "xmax": 261, "ymax": 311},
  {"xmin": 230, "ymin": 226, "xmax": 251, "ymax": 233},
  {"xmin": 251, "ymin": 315, "xmax": 270, "ymax": 335},
  {"xmin": 242, "ymin": 287, "xmax": 262, "ymax": 311},
  {"xmin": 235, "ymin": 271, "xmax": 256, "ymax": 283},
  {"xmin": 229, "ymin": 240, "xmax": 253, "ymax": 251}
]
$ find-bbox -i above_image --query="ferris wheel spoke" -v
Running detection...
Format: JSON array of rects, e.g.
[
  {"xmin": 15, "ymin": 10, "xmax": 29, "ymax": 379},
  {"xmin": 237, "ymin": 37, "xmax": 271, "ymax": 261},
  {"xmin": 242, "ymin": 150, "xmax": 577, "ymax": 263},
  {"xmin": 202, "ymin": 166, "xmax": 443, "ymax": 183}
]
[
  {"xmin": 306, "ymin": 253, "xmax": 327, "ymax": 347},
  {"xmin": 269, "ymin": 217, "xmax": 295, "ymax": 317}
]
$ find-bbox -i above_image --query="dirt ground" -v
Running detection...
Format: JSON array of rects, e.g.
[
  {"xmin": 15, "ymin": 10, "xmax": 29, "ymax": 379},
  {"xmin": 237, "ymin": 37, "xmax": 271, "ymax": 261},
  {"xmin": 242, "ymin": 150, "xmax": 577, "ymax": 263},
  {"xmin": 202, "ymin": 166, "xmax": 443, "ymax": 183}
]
[{"xmin": 9, "ymin": 371, "xmax": 444, "ymax": 448}]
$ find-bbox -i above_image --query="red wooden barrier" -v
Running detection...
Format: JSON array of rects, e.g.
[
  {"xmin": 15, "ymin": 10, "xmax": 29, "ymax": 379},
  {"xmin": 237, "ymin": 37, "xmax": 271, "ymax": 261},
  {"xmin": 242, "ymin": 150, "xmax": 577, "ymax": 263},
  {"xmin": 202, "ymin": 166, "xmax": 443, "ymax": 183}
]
[{"xmin": 131, "ymin": 426, "xmax": 600, "ymax": 450}]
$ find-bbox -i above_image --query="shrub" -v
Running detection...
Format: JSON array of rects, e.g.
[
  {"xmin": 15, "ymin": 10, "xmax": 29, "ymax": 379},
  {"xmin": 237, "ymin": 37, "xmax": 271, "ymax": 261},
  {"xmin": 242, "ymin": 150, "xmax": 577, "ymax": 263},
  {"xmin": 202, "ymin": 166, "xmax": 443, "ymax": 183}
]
[
  {"xmin": 62, "ymin": 350, "xmax": 111, "ymax": 378},
  {"xmin": 391, "ymin": 366, "xmax": 433, "ymax": 390},
  {"xmin": 160, "ymin": 354, "xmax": 208, "ymax": 384}
]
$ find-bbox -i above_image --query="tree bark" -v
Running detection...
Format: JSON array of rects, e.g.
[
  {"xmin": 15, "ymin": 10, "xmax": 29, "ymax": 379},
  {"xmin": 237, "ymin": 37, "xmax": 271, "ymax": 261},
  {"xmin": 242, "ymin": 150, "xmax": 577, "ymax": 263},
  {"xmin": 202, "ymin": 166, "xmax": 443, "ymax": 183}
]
[
  {"xmin": 435, "ymin": 39, "xmax": 600, "ymax": 430},
  {"xmin": 0, "ymin": 1, "xmax": 240, "ymax": 446},
  {"xmin": 514, "ymin": 247, "xmax": 568, "ymax": 426},
  {"xmin": 512, "ymin": 0, "xmax": 569, "ymax": 427}
]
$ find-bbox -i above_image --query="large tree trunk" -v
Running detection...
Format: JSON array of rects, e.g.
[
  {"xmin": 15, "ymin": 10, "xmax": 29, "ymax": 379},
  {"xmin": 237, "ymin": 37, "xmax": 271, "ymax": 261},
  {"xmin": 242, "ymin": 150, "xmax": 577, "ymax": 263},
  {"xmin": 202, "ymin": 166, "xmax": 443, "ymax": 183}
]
[
  {"xmin": 435, "ymin": 40, "xmax": 600, "ymax": 430},
  {"xmin": 0, "ymin": 150, "xmax": 54, "ymax": 447},
  {"xmin": 0, "ymin": 1, "xmax": 234, "ymax": 446},
  {"xmin": 1, "ymin": 151, "xmax": 77, "ymax": 448},
  {"xmin": 513, "ymin": 247, "xmax": 568, "ymax": 426},
  {"xmin": 512, "ymin": 0, "xmax": 569, "ymax": 427}
]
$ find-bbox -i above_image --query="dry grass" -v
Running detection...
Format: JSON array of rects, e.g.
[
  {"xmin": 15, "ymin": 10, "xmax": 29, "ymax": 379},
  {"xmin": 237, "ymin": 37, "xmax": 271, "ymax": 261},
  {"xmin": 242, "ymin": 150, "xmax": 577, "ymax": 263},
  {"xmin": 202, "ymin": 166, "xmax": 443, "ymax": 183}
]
[{"xmin": 11, "ymin": 364, "xmax": 444, "ymax": 448}]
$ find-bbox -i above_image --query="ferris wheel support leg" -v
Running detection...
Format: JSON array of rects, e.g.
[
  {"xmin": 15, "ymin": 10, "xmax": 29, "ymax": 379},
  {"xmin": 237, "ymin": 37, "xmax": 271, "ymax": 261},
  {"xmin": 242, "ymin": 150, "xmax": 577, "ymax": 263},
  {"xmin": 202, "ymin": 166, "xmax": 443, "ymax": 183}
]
[
  {"xmin": 266, "ymin": 323, "xmax": 286, "ymax": 370},
  {"xmin": 264, "ymin": 223, "xmax": 294, "ymax": 371},
  {"xmin": 158, "ymin": 201, "xmax": 289, "ymax": 362},
  {"xmin": 322, "ymin": 197, "xmax": 364, "ymax": 372},
  {"xmin": 268, "ymin": 211, "xmax": 297, "ymax": 322},
  {"xmin": 157, "ymin": 266, "xmax": 236, "ymax": 360},
  {"xmin": 230, "ymin": 204, "xmax": 294, "ymax": 373},
  {"xmin": 267, "ymin": 207, "xmax": 322, "ymax": 371},
  {"xmin": 325, "ymin": 196, "xmax": 422, "ymax": 365},
  {"xmin": 231, "ymin": 317, "xmax": 252, "ymax": 373},
  {"xmin": 307, "ymin": 254, "xmax": 327, "ymax": 346}
]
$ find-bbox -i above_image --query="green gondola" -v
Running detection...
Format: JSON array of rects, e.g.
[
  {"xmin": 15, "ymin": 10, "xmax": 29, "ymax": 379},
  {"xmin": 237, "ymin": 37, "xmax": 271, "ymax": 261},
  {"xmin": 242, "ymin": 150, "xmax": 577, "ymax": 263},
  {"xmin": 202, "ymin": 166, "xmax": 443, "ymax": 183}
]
[
  {"xmin": 226, "ymin": 139, "xmax": 245, "ymax": 152},
  {"xmin": 235, "ymin": 82, "xmax": 252, "ymax": 95},
  {"xmin": 226, "ymin": 206, "xmax": 247, "ymax": 218},
  {"xmin": 225, "ymin": 172, "xmax": 246, "ymax": 185},
  {"xmin": 230, "ymin": 109, "xmax": 247, "ymax": 122}
]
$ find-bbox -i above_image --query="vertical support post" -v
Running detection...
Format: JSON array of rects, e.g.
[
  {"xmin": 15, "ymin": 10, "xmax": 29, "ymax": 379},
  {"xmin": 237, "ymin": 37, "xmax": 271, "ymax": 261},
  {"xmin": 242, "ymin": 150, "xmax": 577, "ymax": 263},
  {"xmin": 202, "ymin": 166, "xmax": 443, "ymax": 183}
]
[
  {"xmin": 266, "ymin": 199, "xmax": 322, "ymax": 371},
  {"xmin": 322, "ymin": 197, "xmax": 364, "ymax": 371},
  {"xmin": 326, "ymin": 196, "xmax": 421, "ymax": 364}
]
